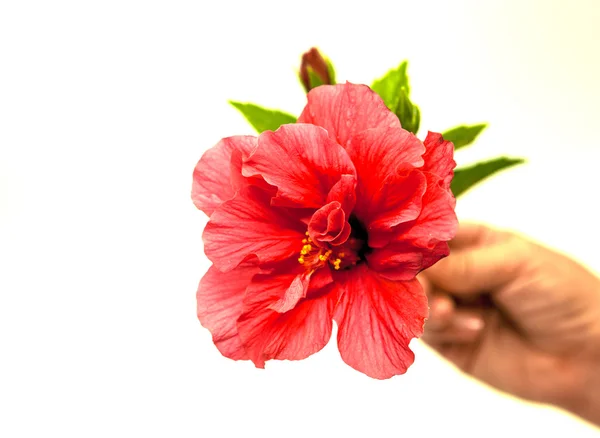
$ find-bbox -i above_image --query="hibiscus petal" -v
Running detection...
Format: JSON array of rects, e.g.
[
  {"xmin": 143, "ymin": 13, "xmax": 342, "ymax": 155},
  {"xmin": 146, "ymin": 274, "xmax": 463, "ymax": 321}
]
[
  {"xmin": 334, "ymin": 266, "xmax": 428, "ymax": 379},
  {"xmin": 308, "ymin": 201, "xmax": 351, "ymax": 246},
  {"xmin": 346, "ymin": 127, "xmax": 425, "ymax": 222},
  {"xmin": 363, "ymin": 170, "xmax": 427, "ymax": 237},
  {"xmin": 422, "ymin": 132, "xmax": 456, "ymax": 189},
  {"xmin": 197, "ymin": 263, "xmax": 259, "ymax": 360},
  {"xmin": 242, "ymin": 124, "xmax": 356, "ymax": 209},
  {"xmin": 268, "ymin": 271, "xmax": 311, "ymax": 313},
  {"xmin": 367, "ymin": 241, "xmax": 450, "ymax": 281},
  {"xmin": 369, "ymin": 171, "xmax": 457, "ymax": 249},
  {"xmin": 203, "ymin": 186, "xmax": 305, "ymax": 272},
  {"xmin": 298, "ymin": 83, "xmax": 401, "ymax": 148},
  {"xmin": 325, "ymin": 174, "xmax": 357, "ymax": 216},
  {"xmin": 237, "ymin": 269, "xmax": 338, "ymax": 368},
  {"xmin": 399, "ymin": 172, "xmax": 458, "ymax": 248},
  {"xmin": 192, "ymin": 136, "xmax": 257, "ymax": 216}
]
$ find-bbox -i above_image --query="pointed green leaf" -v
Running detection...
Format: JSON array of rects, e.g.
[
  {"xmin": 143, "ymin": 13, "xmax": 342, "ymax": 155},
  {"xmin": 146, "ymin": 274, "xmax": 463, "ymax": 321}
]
[
  {"xmin": 452, "ymin": 157, "xmax": 525, "ymax": 198},
  {"xmin": 396, "ymin": 88, "xmax": 420, "ymax": 134},
  {"xmin": 229, "ymin": 101, "xmax": 296, "ymax": 133},
  {"xmin": 371, "ymin": 61, "xmax": 421, "ymax": 134},
  {"xmin": 371, "ymin": 61, "xmax": 408, "ymax": 112},
  {"xmin": 443, "ymin": 124, "xmax": 488, "ymax": 150},
  {"xmin": 413, "ymin": 105, "xmax": 421, "ymax": 135}
]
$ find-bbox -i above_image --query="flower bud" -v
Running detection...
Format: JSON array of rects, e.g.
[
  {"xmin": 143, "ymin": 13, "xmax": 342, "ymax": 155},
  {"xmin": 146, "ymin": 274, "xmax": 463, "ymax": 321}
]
[{"xmin": 299, "ymin": 47, "xmax": 335, "ymax": 92}]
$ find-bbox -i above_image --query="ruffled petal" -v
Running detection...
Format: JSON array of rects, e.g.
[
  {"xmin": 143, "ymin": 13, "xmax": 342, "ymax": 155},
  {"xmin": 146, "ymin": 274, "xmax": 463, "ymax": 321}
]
[
  {"xmin": 397, "ymin": 172, "xmax": 458, "ymax": 248},
  {"xmin": 203, "ymin": 186, "xmax": 305, "ymax": 272},
  {"xmin": 268, "ymin": 271, "xmax": 311, "ymax": 313},
  {"xmin": 369, "ymin": 170, "xmax": 457, "ymax": 249},
  {"xmin": 334, "ymin": 266, "xmax": 428, "ymax": 379},
  {"xmin": 361, "ymin": 170, "xmax": 427, "ymax": 239},
  {"xmin": 345, "ymin": 127, "xmax": 425, "ymax": 223},
  {"xmin": 196, "ymin": 263, "xmax": 259, "ymax": 360},
  {"xmin": 298, "ymin": 83, "xmax": 401, "ymax": 148},
  {"xmin": 242, "ymin": 124, "xmax": 356, "ymax": 209},
  {"xmin": 422, "ymin": 132, "xmax": 455, "ymax": 189},
  {"xmin": 237, "ymin": 268, "xmax": 338, "ymax": 367},
  {"xmin": 308, "ymin": 201, "xmax": 351, "ymax": 247},
  {"xmin": 325, "ymin": 174, "xmax": 356, "ymax": 216},
  {"xmin": 192, "ymin": 136, "xmax": 257, "ymax": 216},
  {"xmin": 367, "ymin": 241, "xmax": 450, "ymax": 281}
]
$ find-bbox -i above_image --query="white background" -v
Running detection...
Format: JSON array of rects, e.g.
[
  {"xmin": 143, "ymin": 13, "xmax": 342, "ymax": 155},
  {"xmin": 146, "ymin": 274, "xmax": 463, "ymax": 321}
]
[{"xmin": 1, "ymin": 0, "xmax": 600, "ymax": 436}]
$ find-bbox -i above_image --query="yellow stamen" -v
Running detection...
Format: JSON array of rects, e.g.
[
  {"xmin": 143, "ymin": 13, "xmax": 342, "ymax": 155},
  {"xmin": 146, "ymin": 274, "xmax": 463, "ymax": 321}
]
[
  {"xmin": 332, "ymin": 258, "xmax": 342, "ymax": 270},
  {"xmin": 318, "ymin": 249, "xmax": 333, "ymax": 262},
  {"xmin": 298, "ymin": 257, "xmax": 305, "ymax": 264}
]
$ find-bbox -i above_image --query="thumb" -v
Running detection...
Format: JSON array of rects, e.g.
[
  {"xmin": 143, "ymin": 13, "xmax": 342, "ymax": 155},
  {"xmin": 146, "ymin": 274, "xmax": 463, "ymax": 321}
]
[{"xmin": 424, "ymin": 238, "xmax": 531, "ymax": 296}]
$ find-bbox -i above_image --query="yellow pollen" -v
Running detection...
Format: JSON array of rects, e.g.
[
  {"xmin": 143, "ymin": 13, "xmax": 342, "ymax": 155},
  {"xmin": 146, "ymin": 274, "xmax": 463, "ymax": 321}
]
[{"xmin": 297, "ymin": 233, "xmax": 340, "ymax": 268}]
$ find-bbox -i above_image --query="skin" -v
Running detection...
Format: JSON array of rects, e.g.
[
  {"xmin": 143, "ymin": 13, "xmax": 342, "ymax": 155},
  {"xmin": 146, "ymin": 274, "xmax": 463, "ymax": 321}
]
[{"xmin": 419, "ymin": 223, "xmax": 600, "ymax": 427}]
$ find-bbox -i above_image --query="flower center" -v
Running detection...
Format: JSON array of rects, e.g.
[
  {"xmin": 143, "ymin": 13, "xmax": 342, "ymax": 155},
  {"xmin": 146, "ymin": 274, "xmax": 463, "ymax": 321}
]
[
  {"xmin": 297, "ymin": 232, "xmax": 344, "ymax": 271},
  {"xmin": 297, "ymin": 216, "xmax": 369, "ymax": 272}
]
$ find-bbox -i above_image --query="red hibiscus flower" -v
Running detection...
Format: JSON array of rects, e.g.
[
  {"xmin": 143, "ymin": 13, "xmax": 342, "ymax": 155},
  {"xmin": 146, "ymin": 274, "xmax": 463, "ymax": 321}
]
[{"xmin": 192, "ymin": 83, "xmax": 457, "ymax": 379}]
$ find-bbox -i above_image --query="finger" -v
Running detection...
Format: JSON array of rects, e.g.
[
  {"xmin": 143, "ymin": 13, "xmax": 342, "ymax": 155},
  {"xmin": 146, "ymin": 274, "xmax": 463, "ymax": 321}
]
[
  {"xmin": 423, "ymin": 311, "xmax": 485, "ymax": 344},
  {"xmin": 448, "ymin": 222, "xmax": 492, "ymax": 249},
  {"xmin": 424, "ymin": 238, "xmax": 531, "ymax": 296},
  {"xmin": 449, "ymin": 222, "xmax": 507, "ymax": 249},
  {"xmin": 425, "ymin": 294, "xmax": 455, "ymax": 330}
]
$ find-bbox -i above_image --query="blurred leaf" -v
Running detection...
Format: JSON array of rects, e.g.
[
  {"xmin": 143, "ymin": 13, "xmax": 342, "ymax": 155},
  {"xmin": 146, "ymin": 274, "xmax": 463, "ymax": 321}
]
[
  {"xmin": 452, "ymin": 157, "xmax": 525, "ymax": 197},
  {"xmin": 229, "ymin": 101, "xmax": 296, "ymax": 133},
  {"xmin": 371, "ymin": 61, "xmax": 408, "ymax": 112},
  {"xmin": 443, "ymin": 124, "xmax": 487, "ymax": 150}
]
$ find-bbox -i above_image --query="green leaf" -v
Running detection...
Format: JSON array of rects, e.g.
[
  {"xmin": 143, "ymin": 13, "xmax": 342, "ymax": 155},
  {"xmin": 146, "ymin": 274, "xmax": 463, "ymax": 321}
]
[
  {"xmin": 442, "ymin": 124, "xmax": 487, "ymax": 150},
  {"xmin": 371, "ymin": 61, "xmax": 408, "ymax": 112},
  {"xmin": 452, "ymin": 157, "xmax": 525, "ymax": 198},
  {"xmin": 229, "ymin": 101, "xmax": 296, "ymax": 133},
  {"xmin": 396, "ymin": 88, "xmax": 420, "ymax": 134},
  {"xmin": 371, "ymin": 61, "xmax": 421, "ymax": 134}
]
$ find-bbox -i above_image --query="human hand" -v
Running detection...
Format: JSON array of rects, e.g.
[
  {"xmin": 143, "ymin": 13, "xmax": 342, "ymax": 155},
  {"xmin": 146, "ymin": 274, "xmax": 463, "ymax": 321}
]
[{"xmin": 420, "ymin": 223, "xmax": 600, "ymax": 426}]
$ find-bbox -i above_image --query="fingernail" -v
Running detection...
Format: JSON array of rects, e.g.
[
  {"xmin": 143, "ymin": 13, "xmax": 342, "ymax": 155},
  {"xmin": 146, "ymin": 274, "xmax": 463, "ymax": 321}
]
[
  {"xmin": 433, "ymin": 297, "xmax": 454, "ymax": 316},
  {"xmin": 457, "ymin": 316, "xmax": 484, "ymax": 331}
]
